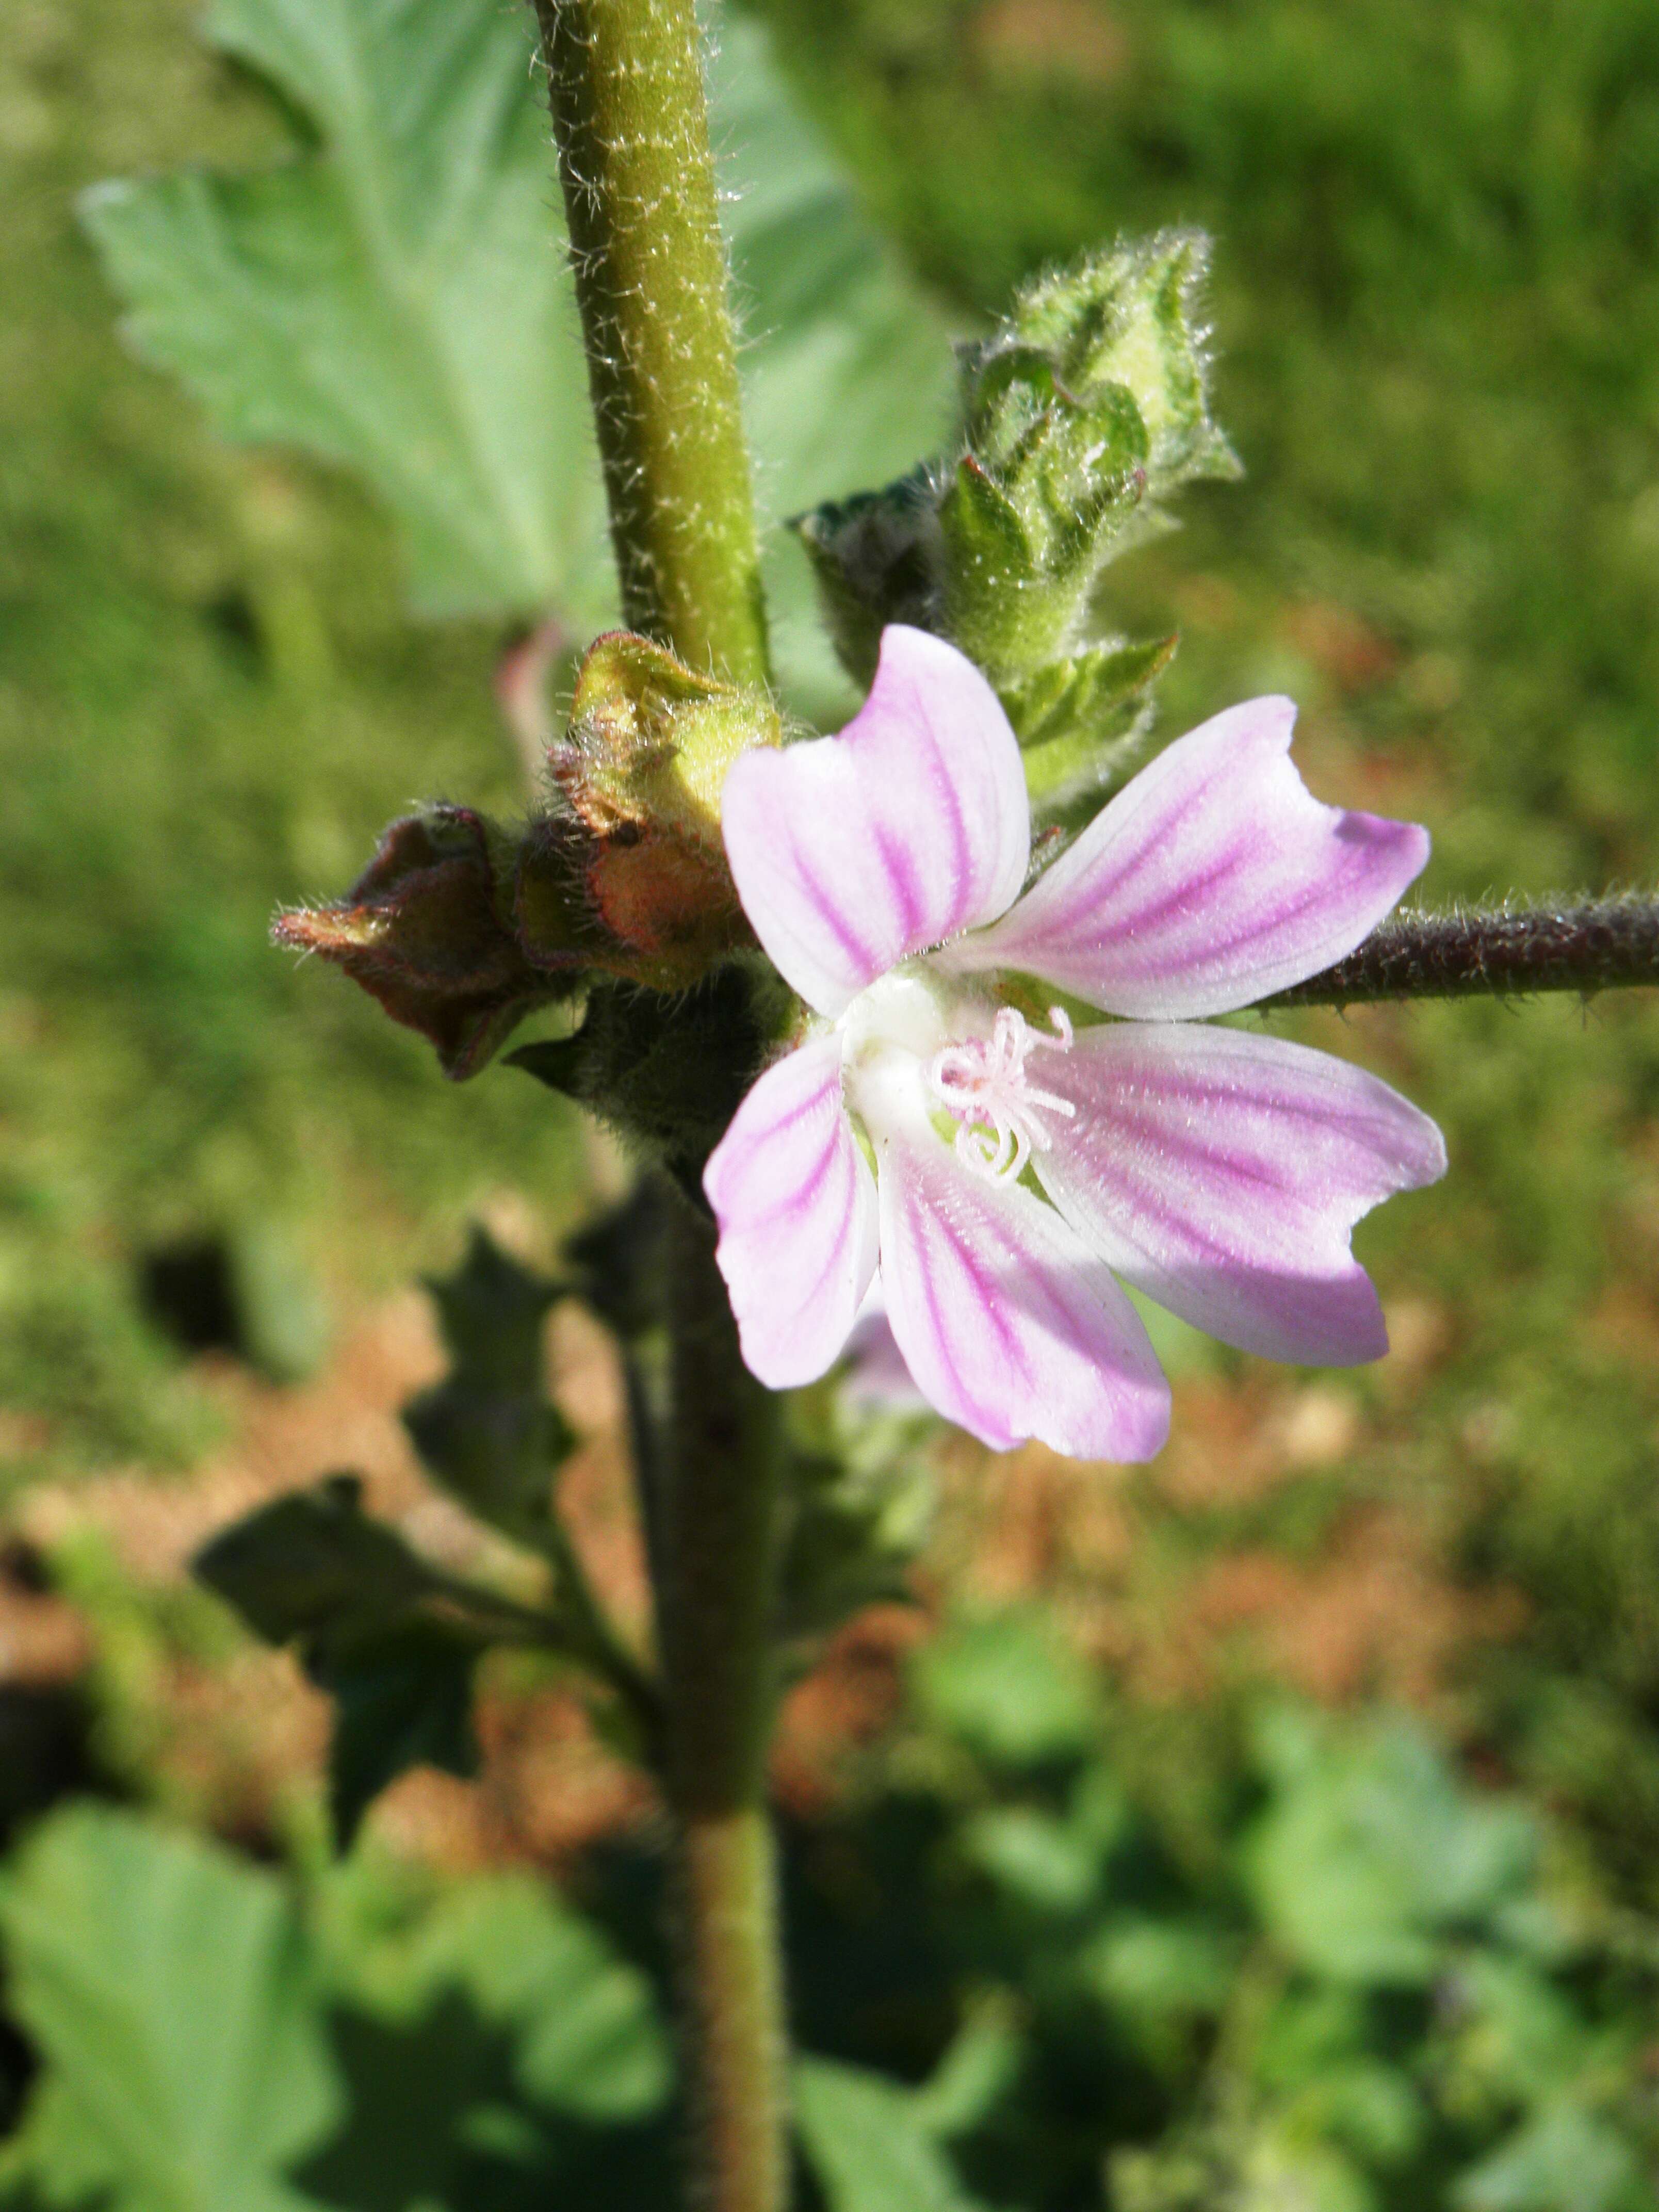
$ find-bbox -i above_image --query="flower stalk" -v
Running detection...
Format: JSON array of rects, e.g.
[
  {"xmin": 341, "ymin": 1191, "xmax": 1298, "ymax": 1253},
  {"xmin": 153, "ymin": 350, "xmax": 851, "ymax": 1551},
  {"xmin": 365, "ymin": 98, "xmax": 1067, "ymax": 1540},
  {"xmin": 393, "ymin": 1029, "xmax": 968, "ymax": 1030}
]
[{"xmin": 528, "ymin": 5, "xmax": 789, "ymax": 2209}]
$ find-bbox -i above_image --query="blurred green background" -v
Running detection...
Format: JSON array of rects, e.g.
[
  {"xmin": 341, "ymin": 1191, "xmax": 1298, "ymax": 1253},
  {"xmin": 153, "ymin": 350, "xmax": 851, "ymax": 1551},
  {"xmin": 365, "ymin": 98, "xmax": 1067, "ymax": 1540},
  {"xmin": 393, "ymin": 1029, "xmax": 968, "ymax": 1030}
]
[{"xmin": 3, "ymin": 0, "xmax": 1659, "ymax": 2205}]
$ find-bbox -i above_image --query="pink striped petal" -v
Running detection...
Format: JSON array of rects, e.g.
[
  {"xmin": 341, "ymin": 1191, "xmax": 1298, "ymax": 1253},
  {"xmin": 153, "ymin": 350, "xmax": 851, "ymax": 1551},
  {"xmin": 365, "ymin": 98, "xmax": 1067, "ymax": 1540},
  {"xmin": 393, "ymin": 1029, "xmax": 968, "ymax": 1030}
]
[
  {"xmin": 1033, "ymin": 1022, "xmax": 1447, "ymax": 1365},
  {"xmin": 941, "ymin": 697, "xmax": 1428, "ymax": 1017},
  {"xmin": 872, "ymin": 1105, "xmax": 1170, "ymax": 1460},
  {"xmin": 705, "ymin": 1033, "xmax": 877, "ymax": 1388},
  {"xmin": 722, "ymin": 626, "xmax": 1031, "ymax": 1018}
]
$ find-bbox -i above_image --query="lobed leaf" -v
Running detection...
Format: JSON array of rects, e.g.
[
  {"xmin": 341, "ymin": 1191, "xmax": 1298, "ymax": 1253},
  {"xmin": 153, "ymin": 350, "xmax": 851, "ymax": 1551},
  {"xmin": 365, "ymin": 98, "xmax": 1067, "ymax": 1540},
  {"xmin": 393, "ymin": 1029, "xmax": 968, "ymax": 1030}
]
[
  {"xmin": 0, "ymin": 1806, "xmax": 339, "ymax": 2212},
  {"xmin": 193, "ymin": 1472, "xmax": 557, "ymax": 1844}
]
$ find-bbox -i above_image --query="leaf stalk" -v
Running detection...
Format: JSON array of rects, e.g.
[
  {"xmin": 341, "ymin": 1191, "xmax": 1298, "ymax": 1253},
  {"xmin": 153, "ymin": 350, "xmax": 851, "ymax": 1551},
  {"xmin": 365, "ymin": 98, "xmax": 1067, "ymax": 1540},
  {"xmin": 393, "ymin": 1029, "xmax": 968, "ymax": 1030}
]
[{"xmin": 1255, "ymin": 895, "xmax": 1659, "ymax": 1012}]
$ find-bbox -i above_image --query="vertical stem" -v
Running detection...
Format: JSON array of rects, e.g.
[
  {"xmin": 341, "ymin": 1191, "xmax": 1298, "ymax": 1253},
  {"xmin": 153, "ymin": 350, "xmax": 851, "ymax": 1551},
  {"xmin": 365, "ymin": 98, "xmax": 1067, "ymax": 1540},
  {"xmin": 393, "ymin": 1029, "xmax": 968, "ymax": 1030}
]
[
  {"xmin": 661, "ymin": 1197, "xmax": 787, "ymax": 2212},
  {"xmin": 532, "ymin": 0, "xmax": 770, "ymax": 683},
  {"xmin": 528, "ymin": 9, "xmax": 788, "ymax": 2209}
]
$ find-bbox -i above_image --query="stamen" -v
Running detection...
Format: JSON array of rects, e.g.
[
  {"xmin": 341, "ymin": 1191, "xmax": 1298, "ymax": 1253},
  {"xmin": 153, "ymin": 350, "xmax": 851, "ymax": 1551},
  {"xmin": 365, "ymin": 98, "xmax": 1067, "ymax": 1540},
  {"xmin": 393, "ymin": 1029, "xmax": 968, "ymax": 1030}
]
[{"xmin": 926, "ymin": 1006, "xmax": 1077, "ymax": 1184}]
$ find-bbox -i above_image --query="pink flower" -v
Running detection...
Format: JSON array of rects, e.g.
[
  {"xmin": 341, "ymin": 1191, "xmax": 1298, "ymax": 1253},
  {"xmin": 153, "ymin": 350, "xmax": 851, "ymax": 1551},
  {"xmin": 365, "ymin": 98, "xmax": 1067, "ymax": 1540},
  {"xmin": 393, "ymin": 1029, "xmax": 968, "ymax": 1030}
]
[{"xmin": 704, "ymin": 627, "xmax": 1445, "ymax": 1459}]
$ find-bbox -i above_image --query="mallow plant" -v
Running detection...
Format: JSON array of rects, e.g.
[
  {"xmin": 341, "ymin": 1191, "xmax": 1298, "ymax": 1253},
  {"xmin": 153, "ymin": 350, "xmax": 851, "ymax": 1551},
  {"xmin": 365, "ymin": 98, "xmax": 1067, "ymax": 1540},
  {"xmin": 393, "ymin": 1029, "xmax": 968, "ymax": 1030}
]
[{"xmin": 78, "ymin": 1, "xmax": 1659, "ymax": 2206}]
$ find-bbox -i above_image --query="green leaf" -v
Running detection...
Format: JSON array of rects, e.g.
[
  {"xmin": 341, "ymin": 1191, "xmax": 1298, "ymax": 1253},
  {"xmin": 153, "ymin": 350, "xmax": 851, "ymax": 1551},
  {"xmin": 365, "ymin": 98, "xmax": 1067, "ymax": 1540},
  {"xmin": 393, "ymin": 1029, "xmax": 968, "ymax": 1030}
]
[
  {"xmin": 313, "ymin": 1618, "xmax": 480, "ymax": 1847},
  {"xmin": 81, "ymin": 0, "xmax": 954, "ymax": 692},
  {"xmin": 421, "ymin": 1225, "xmax": 562, "ymax": 1399},
  {"xmin": 958, "ymin": 1806, "xmax": 1101, "ymax": 1917},
  {"xmin": 81, "ymin": 0, "xmax": 599, "ymax": 620},
  {"xmin": 912, "ymin": 1609, "xmax": 1098, "ymax": 1770},
  {"xmin": 711, "ymin": 12, "xmax": 956, "ymax": 707},
  {"xmin": 1245, "ymin": 1710, "xmax": 1539, "ymax": 1986},
  {"xmin": 1079, "ymin": 1917, "xmax": 1234, "ymax": 2023},
  {"xmin": 322, "ymin": 1869, "xmax": 673, "ymax": 2126},
  {"xmin": 193, "ymin": 1473, "xmax": 554, "ymax": 1844},
  {"xmin": 1451, "ymin": 1954, "xmax": 1594, "ymax": 2103},
  {"xmin": 713, "ymin": 15, "xmax": 956, "ymax": 520},
  {"xmin": 1454, "ymin": 2104, "xmax": 1643, "ymax": 2212},
  {"xmin": 0, "ymin": 1806, "xmax": 339, "ymax": 2212},
  {"xmin": 908, "ymin": 2000, "xmax": 1024, "ymax": 2144},
  {"xmin": 794, "ymin": 2059, "xmax": 987, "ymax": 2212}
]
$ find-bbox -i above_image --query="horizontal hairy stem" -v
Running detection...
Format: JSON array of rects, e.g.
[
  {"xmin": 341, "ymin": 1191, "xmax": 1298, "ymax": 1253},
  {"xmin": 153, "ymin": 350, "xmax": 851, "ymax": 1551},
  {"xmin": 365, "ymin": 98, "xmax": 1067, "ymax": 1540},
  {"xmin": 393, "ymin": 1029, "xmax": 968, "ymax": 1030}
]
[{"xmin": 1255, "ymin": 896, "xmax": 1659, "ymax": 1011}]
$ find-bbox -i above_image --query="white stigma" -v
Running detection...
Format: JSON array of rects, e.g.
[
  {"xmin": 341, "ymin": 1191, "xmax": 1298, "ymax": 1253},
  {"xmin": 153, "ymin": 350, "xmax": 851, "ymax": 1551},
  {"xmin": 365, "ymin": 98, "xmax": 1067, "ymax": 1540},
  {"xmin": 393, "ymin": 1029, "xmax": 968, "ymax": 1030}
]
[{"xmin": 927, "ymin": 1006, "xmax": 1076, "ymax": 1183}]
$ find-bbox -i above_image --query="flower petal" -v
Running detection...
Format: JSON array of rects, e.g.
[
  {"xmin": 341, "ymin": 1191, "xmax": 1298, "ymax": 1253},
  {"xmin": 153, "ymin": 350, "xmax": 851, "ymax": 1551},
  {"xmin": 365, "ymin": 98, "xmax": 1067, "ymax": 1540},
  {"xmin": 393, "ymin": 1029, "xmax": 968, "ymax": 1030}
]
[
  {"xmin": 941, "ymin": 696, "xmax": 1428, "ymax": 1017},
  {"xmin": 1033, "ymin": 1021, "xmax": 1446, "ymax": 1365},
  {"xmin": 705, "ymin": 1033, "xmax": 877, "ymax": 1387},
  {"xmin": 722, "ymin": 626, "xmax": 1031, "ymax": 1018},
  {"xmin": 871, "ymin": 1102, "xmax": 1170, "ymax": 1460}
]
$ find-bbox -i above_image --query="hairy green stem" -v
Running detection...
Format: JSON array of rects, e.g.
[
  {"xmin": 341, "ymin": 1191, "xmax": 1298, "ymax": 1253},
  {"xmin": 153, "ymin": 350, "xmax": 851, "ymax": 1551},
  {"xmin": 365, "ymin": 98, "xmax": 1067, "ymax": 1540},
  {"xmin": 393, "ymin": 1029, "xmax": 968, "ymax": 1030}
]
[
  {"xmin": 660, "ymin": 1196, "xmax": 788, "ymax": 2212},
  {"xmin": 531, "ymin": 0, "xmax": 770, "ymax": 682},
  {"xmin": 1256, "ymin": 895, "xmax": 1659, "ymax": 1011},
  {"xmin": 529, "ymin": 9, "xmax": 788, "ymax": 2208}
]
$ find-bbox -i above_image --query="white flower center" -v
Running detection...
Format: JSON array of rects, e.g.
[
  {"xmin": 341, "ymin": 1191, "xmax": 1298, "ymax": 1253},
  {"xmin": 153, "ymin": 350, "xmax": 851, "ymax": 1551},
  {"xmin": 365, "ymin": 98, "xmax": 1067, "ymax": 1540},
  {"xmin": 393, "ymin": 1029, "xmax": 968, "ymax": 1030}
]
[{"xmin": 927, "ymin": 1005, "xmax": 1076, "ymax": 1183}]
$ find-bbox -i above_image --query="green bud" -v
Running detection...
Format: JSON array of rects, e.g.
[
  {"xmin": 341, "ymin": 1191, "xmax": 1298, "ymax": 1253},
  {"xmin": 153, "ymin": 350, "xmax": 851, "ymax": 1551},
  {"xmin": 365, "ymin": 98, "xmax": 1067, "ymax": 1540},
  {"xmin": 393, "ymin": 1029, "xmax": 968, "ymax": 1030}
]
[
  {"xmin": 952, "ymin": 232, "xmax": 1235, "ymax": 682},
  {"xmin": 789, "ymin": 468, "xmax": 942, "ymax": 690},
  {"xmin": 791, "ymin": 231, "xmax": 1237, "ymax": 815},
  {"xmin": 1000, "ymin": 635, "xmax": 1177, "ymax": 752},
  {"xmin": 1010, "ymin": 636, "xmax": 1178, "ymax": 822},
  {"xmin": 1007, "ymin": 230, "xmax": 1239, "ymax": 500}
]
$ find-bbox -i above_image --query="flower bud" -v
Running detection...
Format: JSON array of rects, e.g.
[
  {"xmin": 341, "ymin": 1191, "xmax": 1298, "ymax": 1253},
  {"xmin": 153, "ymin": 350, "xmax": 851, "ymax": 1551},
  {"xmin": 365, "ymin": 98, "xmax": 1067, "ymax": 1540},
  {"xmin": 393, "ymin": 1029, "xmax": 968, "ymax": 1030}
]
[
  {"xmin": 792, "ymin": 231, "xmax": 1238, "ymax": 820},
  {"xmin": 279, "ymin": 636, "xmax": 787, "ymax": 1078},
  {"xmin": 538, "ymin": 631, "xmax": 783, "ymax": 987},
  {"xmin": 948, "ymin": 231, "xmax": 1237, "ymax": 689},
  {"xmin": 790, "ymin": 470, "xmax": 942, "ymax": 691},
  {"xmin": 273, "ymin": 807, "xmax": 580, "ymax": 1079}
]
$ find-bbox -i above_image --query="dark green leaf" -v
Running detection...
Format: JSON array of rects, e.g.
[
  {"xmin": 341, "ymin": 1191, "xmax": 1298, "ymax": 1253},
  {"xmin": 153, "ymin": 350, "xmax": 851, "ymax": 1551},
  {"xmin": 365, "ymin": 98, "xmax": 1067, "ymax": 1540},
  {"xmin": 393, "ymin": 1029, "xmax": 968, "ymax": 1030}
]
[
  {"xmin": 193, "ymin": 1471, "xmax": 450, "ymax": 1649},
  {"xmin": 314, "ymin": 1618, "xmax": 480, "ymax": 1846},
  {"xmin": 194, "ymin": 1474, "xmax": 559, "ymax": 1845},
  {"xmin": 421, "ymin": 1227, "xmax": 561, "ymax": 1398}
]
